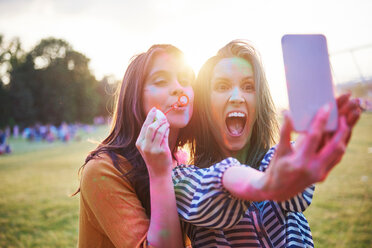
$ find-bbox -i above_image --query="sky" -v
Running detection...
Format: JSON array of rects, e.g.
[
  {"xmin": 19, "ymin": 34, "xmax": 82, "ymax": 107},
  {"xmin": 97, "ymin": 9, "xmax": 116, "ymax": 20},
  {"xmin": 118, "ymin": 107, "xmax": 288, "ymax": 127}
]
[{"xmin": 1, "ymin": 0, "xmax": 372, "ymax": 107}]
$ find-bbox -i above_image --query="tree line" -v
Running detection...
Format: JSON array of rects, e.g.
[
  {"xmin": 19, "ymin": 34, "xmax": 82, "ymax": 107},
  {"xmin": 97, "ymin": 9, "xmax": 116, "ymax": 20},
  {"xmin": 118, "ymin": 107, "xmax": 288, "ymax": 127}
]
[{"xmin": 0, "ymin": 35, "xmax": 118, "ymax": 129}]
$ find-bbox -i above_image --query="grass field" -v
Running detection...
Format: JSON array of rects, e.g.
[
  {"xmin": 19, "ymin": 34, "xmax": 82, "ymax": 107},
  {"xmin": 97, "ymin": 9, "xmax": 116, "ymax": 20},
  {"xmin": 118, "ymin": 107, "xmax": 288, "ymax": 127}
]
[{"xmin": 0, "ymin": 114, "xmax": 371, "ymax": 248}]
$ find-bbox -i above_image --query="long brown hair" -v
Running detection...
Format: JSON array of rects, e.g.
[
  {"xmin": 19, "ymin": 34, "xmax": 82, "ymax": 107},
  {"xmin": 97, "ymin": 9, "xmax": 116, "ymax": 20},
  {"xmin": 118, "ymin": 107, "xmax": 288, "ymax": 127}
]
[
  {"xmin": 190, "ymin": 39, "xmax": 279, "ymax": 169},
  {"xmin": 75, "ymin": 44, "xmax": 191, "ymax": 217}
]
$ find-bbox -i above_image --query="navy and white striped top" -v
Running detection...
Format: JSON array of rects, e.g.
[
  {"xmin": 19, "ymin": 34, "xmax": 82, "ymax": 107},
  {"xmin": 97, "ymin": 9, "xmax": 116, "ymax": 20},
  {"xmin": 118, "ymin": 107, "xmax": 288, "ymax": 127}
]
[{"xmin": 172, "ymin": 146, "xmax": 314, "ymax": 248}]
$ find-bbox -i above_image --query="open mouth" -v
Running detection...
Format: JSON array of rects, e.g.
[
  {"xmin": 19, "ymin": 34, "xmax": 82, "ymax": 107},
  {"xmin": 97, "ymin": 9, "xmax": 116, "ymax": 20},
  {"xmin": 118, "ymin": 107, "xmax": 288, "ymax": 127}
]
[{"xmin": 225, "ymin": 111, "xmax": 247, "ymax": 136}]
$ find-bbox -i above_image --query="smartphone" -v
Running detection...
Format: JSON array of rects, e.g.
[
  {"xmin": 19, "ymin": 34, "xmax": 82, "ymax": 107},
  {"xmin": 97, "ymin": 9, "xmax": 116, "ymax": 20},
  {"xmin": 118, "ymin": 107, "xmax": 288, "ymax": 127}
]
[{"xmin": 281, "ymin": 34, "xmax": 338, "ymax": 132}]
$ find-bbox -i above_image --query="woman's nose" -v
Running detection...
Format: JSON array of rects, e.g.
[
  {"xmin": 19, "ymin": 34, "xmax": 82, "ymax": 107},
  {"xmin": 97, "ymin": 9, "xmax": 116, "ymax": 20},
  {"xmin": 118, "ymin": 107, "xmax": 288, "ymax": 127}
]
[
  {"xmin": 228, "ymin": 87, "xmax": 245, "ymax": 104},
  {"xmin": 170, "ymin": 80, "xmax": 184, "ymax": 96}
]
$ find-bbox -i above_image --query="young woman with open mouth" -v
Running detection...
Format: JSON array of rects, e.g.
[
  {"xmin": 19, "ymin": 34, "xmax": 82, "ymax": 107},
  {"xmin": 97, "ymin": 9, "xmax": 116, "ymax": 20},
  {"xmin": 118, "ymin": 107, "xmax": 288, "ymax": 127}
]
[{"xmin": 171, "ymin": 39, "xmax": 361, "ymax": 247}]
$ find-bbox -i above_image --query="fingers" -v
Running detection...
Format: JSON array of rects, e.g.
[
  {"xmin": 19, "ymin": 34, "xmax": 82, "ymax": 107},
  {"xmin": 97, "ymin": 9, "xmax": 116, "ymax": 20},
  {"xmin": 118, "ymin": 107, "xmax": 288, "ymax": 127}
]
[
  {"xmin": 336, "ymin": 93, "xmax": 351, "ymax": 109},
  {"xmin": 153, "ymin": 121, "xmax": 169, "ymax": 147},
  {"xmin": 154, "ymin": 109, "xmax": 167, "ymax": 122},
  {"xmin": 137, "ymin": 107, "xmax": 157, "ymax": 145},
  {"xmin": 144, "ymin": 120, "xmax": 167, "ymax": 144},
  {"xmin": 137, "ymin": 108, "xmax": 169, "ymax": 150},
  {"xmin": 348, "ymin": 108, "xmax": 361, "ymax": 127},
  {"xmin": 338, "ymin": 97, "xmax": 361, "ymax": 127},
  {"xmin": 336, "ymin": 97, "xmax": 361, "ymax": 145},
  {"xmin": 298, "ymin": 104, "xmax": 330, "ymax": 158},
  {"xmin": 316, "ymin": 116, "xmax": 349, "ymax": 176},
  {"xmin": 344, "ymin": 101, "xmax": 361, "ymax": 144},
  {"xmin": 161, "ymin": 124, "xmax": 170, "ymax": 147},
  {"xmin": 276, "ymin": 111, "xmax": 293, "ymax": 156},
  {"xmin": 347, "ymin": 99, "xmax": 362, "ymax": 127}
]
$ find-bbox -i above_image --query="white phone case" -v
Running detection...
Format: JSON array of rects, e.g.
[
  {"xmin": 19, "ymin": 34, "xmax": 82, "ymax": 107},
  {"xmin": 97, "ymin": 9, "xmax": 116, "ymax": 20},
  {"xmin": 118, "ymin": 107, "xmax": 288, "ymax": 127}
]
[{"xmin": 281, "ymin": 34, "xmax": 338, "ymax": 132}]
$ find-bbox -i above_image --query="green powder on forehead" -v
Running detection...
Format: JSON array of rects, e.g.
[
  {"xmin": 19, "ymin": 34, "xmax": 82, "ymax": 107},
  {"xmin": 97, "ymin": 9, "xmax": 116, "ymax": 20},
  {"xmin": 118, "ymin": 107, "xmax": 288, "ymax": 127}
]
[{"xmin": 230, "ymin": 57, "xmax": 253, "ymax": 74}]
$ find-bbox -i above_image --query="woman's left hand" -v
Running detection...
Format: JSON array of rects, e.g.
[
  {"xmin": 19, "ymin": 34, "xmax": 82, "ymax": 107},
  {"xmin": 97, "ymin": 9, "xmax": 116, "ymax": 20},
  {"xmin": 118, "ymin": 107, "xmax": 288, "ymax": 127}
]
[
  {"xmin": 136, "ymin": 107, "xmax": 173, "ymax": 178},
  {"xmin": 320, "ymin": 93, "xmax": 362, "ymax": 147},
  {"xmin": 263, "ymin": 104, "xmax": 350, "ymax": 201}
]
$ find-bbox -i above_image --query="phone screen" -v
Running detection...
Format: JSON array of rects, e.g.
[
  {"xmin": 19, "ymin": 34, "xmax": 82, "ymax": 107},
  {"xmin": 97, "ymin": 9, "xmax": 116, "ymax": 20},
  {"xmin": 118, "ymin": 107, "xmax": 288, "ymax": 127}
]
[{"xmin": 281, "ymin": 34, "xmax": 338, "ymax": 132}]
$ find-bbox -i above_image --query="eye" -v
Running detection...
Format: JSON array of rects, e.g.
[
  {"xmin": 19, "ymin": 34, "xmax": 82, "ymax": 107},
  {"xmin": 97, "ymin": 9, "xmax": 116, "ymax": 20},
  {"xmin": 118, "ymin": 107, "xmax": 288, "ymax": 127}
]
[
  {"xmin": 241, "ymin": 81, "xmax": 255, "ymax": 92},
  {"xmin": 153, "ymin": 79, "xmax": 168, "ymax": 86},
  {"xmin": 214, "ymin": 81, "xmax": 230, "ymax": 92}
]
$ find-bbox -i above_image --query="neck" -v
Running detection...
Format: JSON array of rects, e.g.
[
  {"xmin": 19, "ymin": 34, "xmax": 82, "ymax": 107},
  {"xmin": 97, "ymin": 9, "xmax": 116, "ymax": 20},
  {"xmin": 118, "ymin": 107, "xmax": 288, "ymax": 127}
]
[
  {"xmin": 168, "ymin": 128, "xmax": 179, "ymax": 154},
  {"xmin": 224, "ymin": 142, "xmax": 250, "ymax": 164}
]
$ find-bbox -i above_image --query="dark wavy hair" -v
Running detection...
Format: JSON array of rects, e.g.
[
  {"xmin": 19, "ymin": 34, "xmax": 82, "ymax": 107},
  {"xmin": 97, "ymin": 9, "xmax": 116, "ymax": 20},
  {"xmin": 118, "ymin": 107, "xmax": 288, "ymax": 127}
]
[
  {"xmin": 74, "ymin": 44, "xmax": 191, "ymax": 217},
  {"xmin": 189, "ymin": 40, "xmax": 279, "ymax": 169}
]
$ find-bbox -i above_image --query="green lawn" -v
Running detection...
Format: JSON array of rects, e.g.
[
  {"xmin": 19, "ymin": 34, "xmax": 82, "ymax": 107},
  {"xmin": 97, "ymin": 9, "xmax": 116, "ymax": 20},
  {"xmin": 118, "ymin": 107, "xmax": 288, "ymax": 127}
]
[
  {"xmin": 0, "ymin": 115, "xmax": 371, "ymax": 248},
  {"xmin": 0, "ymin": 126, "xmax": 109, "ymax": 248},
  {"xmin": 307, "ymin": 113, "xmax": 372, "ymax": 247}
]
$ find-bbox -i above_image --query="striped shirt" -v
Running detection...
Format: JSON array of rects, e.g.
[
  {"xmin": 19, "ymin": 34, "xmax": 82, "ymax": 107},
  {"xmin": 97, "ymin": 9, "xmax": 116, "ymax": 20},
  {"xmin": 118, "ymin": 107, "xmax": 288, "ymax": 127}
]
[{"xmin": 172, "ymin": 146, "xmax": 314, "ymax": 248}]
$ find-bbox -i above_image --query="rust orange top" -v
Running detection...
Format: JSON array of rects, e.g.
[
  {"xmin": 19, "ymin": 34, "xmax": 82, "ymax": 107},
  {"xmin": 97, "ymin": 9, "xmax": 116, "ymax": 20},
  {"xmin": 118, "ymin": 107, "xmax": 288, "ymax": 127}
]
[{"xmin": 78, "ymin": 153, "xmax": 151, "ymax": 248}]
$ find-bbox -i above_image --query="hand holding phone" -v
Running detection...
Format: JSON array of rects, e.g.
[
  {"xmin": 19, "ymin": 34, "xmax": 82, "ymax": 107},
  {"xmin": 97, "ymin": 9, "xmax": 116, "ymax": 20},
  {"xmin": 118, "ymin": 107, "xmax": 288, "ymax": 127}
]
[{"xmin": 281, "ymin": 34, "xmax": 338, "ymax": 132}]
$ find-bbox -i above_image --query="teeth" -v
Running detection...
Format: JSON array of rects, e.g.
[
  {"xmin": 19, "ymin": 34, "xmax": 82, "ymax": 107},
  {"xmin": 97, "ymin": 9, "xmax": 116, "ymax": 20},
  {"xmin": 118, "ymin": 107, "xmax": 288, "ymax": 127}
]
[{"xmin": 228, "ymin": 112, "xmax": 246, "ymax": 118}]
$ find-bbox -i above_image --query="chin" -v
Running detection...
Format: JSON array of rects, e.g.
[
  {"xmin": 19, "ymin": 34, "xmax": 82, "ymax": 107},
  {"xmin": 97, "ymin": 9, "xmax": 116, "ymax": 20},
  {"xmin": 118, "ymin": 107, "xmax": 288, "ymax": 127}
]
[
  {"xmin": 223, "ymin": 133, "xmax": 250, "ymax": 153},
  {"xmin": 168, "ymin": 115, "xmax": 190, "ymax": 128},
  {"xmin": 226, "ymin": 143, "xmax": 246, "ymax": 152},
  {"xmin": 169, "ymin": 120, "xmax": 189, "ymax": 129}
]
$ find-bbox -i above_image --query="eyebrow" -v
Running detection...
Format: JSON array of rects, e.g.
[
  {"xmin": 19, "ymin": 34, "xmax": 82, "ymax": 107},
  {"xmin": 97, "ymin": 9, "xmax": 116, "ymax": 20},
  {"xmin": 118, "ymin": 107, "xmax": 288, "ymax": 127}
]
[
  {"xmin": 212, "ymin": 76, "xmax": 254, "ymax": 82},
  {"xmin": 242, "ymin": 76, "xmax": 254, "ymax": 82},
  {"xmin": 148, "ymin": 70, "xmax": 169, "ymax": 80},
  {"xmin": 148, "ymin": 69, "xmax": 194, "ymax": 81}
]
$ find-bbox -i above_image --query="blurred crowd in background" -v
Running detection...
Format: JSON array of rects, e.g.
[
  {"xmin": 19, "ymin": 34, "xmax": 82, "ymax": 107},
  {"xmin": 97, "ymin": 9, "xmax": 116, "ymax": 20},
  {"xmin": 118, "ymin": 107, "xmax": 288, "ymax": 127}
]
[{"xmin": 0, "ymin": 116, "xmax": 108, "ymax": 155}]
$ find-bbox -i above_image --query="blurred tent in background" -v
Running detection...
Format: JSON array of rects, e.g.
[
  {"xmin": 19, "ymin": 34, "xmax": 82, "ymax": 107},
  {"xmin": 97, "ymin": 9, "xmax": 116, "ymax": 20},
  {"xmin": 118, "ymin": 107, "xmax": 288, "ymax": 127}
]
[{"xmin": 331, "ymin": 43, "xmax": 372, "ymax": 111}]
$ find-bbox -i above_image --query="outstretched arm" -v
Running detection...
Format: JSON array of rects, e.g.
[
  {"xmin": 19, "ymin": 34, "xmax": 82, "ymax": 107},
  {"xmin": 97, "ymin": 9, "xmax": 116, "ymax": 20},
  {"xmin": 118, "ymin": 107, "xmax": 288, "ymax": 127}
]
[
  {"xmin": 223, "ymin": 94, "xmax": 360, "ymax": 203},
  {"xmin": 260, "ymin": 146, "xmax": 315, "ymax": 213}
]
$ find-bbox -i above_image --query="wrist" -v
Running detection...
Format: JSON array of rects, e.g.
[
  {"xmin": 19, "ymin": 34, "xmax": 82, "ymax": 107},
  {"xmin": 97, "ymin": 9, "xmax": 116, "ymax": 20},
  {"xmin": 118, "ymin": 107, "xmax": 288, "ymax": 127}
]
[
  {"xmin": 148, "ymin": 169, "xmax": 172, "ymax": 181},
  {"xmin": 223, "ymin": 166, "xmax": 268, "ymax": 201},
  {"xmin": 146, "ymin": 160, "xmax": 173, "ymax": 179},
  {"xmin": 250, "ymin": 172, "xmax": 272, "ymax": 201}
]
